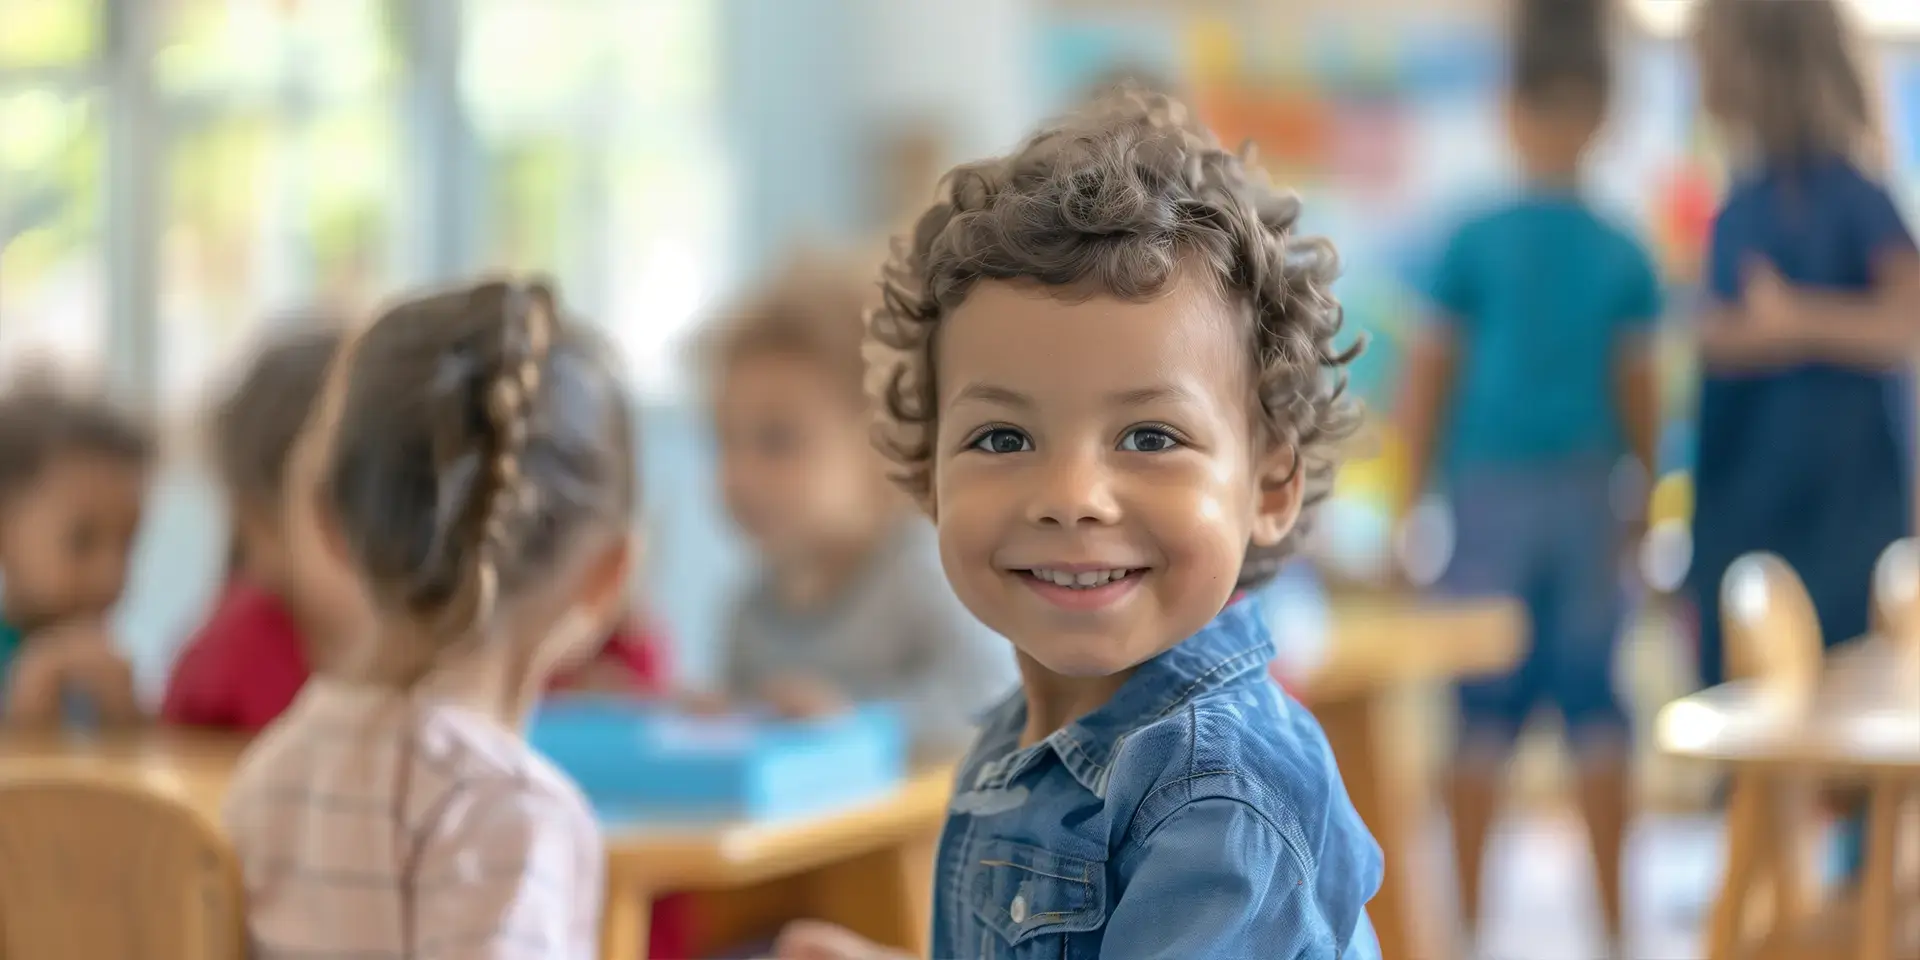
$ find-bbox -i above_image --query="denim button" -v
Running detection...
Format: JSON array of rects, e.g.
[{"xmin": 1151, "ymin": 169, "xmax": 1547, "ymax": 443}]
[{"xmin": 1009, "ymin": 893, "xmax": 1028, "ymax": 924}]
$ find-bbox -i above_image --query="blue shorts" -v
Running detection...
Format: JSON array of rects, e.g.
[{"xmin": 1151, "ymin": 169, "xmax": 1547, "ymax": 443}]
[{"xmin": 1438, "ymin": 461, "xmax": 1630, "ymax": 756}]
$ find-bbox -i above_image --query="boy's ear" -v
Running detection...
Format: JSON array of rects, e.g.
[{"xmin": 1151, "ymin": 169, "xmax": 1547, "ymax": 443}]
[{"xmin": 1248, "ymin": 444, "xmax": 1305, "ymax": 549}]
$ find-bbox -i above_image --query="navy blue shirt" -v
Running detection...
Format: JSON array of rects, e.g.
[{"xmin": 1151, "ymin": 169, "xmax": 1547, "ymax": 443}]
[
  {"xmin": 1691, "ymin": 155, "xmax": 1915, "ymax": 681},
  {"xmin": 930, "ymin": 599, "xmax": 1384, "ymax": 959}
]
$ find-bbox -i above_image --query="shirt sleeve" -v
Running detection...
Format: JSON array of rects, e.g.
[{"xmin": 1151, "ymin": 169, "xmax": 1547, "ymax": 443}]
[
  {"xmin": 1851, "ymin": 179, "xmax": 1918, "ymax": 265},
  {"xmin": 1424, "ymin": 222, "xmax": 1479, "ymax": 323},
  {"xmin": 410, "ymin": 783, "xmax": 600, "ymax": 959},
  {"xmin": 159, "ymin": 619, "xmax": 236, "ymax": 727},
  {"xmin": 1101, "ymin": 798, "xmax": 1373, "ymax": 960},
  {"xmin": 1615, "ymin": 238, "xmax": 1665, "ymax": 332}
]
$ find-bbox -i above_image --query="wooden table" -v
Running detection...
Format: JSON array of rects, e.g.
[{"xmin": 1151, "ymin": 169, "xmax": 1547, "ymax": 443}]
[
  {"xmin": 1304, "ymin": 594, "xmax": 1526, "ymax": 960},
  {"xmin": 1656, "ymin": 641, "xmax": 1920, "ymax": 960},
  {"xmin": 599, "ymin": 767, "xmax": 952, "ymax": 958},
  {"xmin": 0, "ymin": 595, "xmax": 1519, "ymax": 960}
]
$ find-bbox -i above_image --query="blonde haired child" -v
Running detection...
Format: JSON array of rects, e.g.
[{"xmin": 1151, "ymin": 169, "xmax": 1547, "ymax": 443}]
[
  {"xmin": 1687, "ymin": 0, "xmax": 1920, "ymax": 886},
  {"xmin": 224, "ymin": 280, "xmax": 636, "ymax": 958}
]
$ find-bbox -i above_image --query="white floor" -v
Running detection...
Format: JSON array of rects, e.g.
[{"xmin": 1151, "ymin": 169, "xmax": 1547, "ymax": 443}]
[{"xmin": 1442, "ymin": 811, "xmax": 1724, "ymax": 960}]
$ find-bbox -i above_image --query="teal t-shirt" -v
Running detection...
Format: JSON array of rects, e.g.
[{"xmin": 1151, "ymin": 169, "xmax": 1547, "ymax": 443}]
[
  {"xmin": 1424, "ymin": 193, "xmax": 1664, "ymax": 476},
  {"xmin": 0, "ymin": 620, "xmax": 19, "ymax": 713}
]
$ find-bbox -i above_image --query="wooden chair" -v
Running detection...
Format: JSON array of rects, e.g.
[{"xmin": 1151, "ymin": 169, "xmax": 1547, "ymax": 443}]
[
  {"xmin": 1707, "ymin": 550, "xmax": 1920, "ymax": 960},
  {"xmin": 1871, "ymin": 538, "xmax": 1920, "ymax": 649},
  {"xmin": 0, "ymin": 769, "xmax": 245, "ymax": 960},
  {"xmin": 1709, "ymin": 553, "xmax": 1826, "ymax": 960}
]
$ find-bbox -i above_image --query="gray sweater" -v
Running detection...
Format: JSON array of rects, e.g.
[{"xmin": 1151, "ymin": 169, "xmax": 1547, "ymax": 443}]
[{"xmin": 721, "ymin": 520, "xmax": 1017, "ymax": 760}]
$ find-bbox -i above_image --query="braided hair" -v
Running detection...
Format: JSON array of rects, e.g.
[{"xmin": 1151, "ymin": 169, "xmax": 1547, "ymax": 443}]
[{"xmin": 325, "ymin": 279, "xmax": 635, "ymax": 649}]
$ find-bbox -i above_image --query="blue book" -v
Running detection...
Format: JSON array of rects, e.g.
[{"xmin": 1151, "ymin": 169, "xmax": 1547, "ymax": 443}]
[{"xmin": 530, "ymin": 699, "xmax": 908, "ymax": 824}]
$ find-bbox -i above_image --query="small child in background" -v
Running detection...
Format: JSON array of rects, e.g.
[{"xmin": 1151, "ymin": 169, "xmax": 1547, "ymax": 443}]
[
  {"xmin": 166, "ymin": 326, "xmax": 671, "ymax": 733},
  {"xmin": 779, "ymin": 87, "xmax": 1381, "ymax": 960},
  {"xmin": 163, "ymin": 327, "xmax": 365, "ymax": 731},
  {"xmin": 705, "ymin": 253, "xmax": 1015, "ymax": 759},
  {"xmin": 1687, "ymin": 0, "xmax": 1919, "ymax": 881},
  {"xmin": 1393, "ymin": 1, "xmax": 1659, "ymax": 953},
  {"xmin": 224, "ymin": 280, "xmax": 632, "ymax": 957},
  {"xmin": 0, "ymin": 383, "xmax": 153, "ymax": 728}
]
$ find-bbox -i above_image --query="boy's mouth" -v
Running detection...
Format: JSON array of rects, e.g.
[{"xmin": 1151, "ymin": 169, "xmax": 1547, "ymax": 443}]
[
  {"xmin": 1012, "ymin": 566, "xmax": 1148, "ymax": 611},
  {"xmin": 1019, "ymin": 567, "xmax": 1144, "ymax": 589}
]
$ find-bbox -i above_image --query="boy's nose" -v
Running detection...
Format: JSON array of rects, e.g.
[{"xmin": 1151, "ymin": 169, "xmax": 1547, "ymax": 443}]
[{"xmin": 1024, "ymin": 452, "xmax": 1121, "ymax": 528}]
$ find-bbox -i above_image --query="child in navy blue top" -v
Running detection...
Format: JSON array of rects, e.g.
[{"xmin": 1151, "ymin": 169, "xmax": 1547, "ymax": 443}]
[
  {"xmin": 1394, "ymin": 3, "xmax": 1657, "ymax": 953},
  {"xmin": 1688, "ymin": 0, "xmax": 1917, "ymax": 689},
  {"xmin": 774, "ymin": 87, "xmax": 1382, "ymax": 960},
  {"xmin": 1687, "ymin": 0, "xmax": 1919, "ymax": 884}
]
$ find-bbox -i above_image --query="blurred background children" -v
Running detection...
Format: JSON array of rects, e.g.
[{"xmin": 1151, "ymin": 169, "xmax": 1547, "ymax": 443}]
[
  {"xmin": 224, "ymin": 280, "xmax": 632, "ymax": 957},
  {"xmin": 0, "ymin": 381, "xmax": 154, "ymax": 728},
  {"xmin": 1687, "ymin": 0, "xmax": 1919, "ymax": 883},
  {"xmin": 704, "ymin": 253, "xmax": 1016, "ymax": 760},
  {"xmin": 162, "ymin": 326, "xmax": 363, "ymax": 731},
  {"xmin": 1394, "ymin": 0, "xmax": 1662, "ymax": 953}
]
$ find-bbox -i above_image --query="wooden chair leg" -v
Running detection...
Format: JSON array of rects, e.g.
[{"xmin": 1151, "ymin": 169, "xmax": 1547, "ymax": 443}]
[
  {"xmin": 1856, "ymin": 780, "xmax": 1903, "ymax": 960},
  {"xmin": 1770, "ymin": 778, "xmax": 1820, "ymax": 929},
  {"xmin": 601, "ymin": 870, "xmax": 654, "ymax": 960},
  {"xmin": 1711, "ymin": 775, "xmax": 1771, "ymax": 960}
]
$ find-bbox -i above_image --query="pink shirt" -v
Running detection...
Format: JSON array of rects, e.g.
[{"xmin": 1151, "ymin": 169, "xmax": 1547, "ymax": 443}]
[{"xmin": 224, "ymin": 680, "xmax": 603, "ymax": 959}]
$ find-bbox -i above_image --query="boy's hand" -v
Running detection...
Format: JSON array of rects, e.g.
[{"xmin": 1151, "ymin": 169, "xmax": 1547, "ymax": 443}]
[
  {"xmin": 759, "ymin": 674, "xmax": 850, "ymax": 720},
  {"xmin": 774, "ymin": 921, "xmax": 911, "ymax": 960},
  {"xmin": 22, "ymin": 621, "xmax": 142, "ymax": 725}
]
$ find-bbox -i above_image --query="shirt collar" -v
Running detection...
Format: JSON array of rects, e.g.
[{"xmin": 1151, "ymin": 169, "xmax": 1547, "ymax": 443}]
[{"xmin": 972, "ymin": 597, "xmax": 1275, "ymax": 798}]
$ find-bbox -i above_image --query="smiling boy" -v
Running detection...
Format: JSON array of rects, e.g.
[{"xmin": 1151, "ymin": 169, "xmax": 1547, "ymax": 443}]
[{"xmin": 777, "ymin": 88, "xmax": 1382, "ymax": 960}]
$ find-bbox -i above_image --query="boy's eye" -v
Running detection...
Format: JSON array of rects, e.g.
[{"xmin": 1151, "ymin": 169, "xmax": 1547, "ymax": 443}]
[
  {"xmin": 969, "ymin": 428, "xmax": 1032, "ymax": 455},
  {"xmin": 1118, "ymin": 427, "xmax": 1181, "ymax": 453}
]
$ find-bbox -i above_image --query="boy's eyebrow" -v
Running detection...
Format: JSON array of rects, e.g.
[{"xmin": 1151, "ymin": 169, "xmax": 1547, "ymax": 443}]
[
  {"xmin": 952, "ymin": 383, "xmax": 1033, "ymax": 409},
  {"xmin": 1110, "ymin": 385, "xmax": 1198, "ymax": 407},
  {"xmin": 951, "ymin": 384, "xmax": 1200, "ymax": 408}
]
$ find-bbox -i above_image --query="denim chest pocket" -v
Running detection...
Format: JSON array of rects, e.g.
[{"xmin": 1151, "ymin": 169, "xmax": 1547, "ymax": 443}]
[{"xmin": 962, "ymin": 839, "xmax": 1107, "ymax": 959}]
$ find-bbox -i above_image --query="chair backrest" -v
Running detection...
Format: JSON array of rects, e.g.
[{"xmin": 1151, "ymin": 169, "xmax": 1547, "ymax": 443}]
[
  {"xmin": 1721, "ymin": 552, "xmax": 1823, "ymax": 703},
  {"xmin": 1872, "ymin": 538, "xmax": 1920, "ymax": 651},
  {"xmin": 0, "ymin": 770, "xmax": 245, "ymax": 960}
]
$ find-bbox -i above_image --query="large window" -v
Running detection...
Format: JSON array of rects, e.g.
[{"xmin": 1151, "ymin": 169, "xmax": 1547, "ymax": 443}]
[
  {"xmin": 156, "ymin": 0, "xmax": 401, "ymax": 402},
  {"xmin": 0, "ymin": 0, "xmax": 106, "ymax": 376},
  {"xmin": 462, "ymin": 0, "xmax": 726, "ymax": 395}
]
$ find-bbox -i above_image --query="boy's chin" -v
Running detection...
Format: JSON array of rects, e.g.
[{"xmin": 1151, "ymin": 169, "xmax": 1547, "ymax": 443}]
[{"xmin": 1018, "ymin": 635, "xmax": 1159, "ymax": 680}]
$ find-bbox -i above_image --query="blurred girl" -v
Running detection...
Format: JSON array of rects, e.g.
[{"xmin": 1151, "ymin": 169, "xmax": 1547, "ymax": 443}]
[
  {"xmin": 1688, "ymin": 0, "xmax": 1919, "ymax": 885},
  {"xmin": 0, "ymin": 385, "xmax": 153, "ymax": 728},
  {"xmin": 223, "ymin": 281, "xmax": 633, "ymax": 957},
  {"xmin": 1689, "ymin": 0, "xmax": 1917, "ymax": 692},
  {"xmin": 166, "ymin": 326, "xmax": 670, "ymax": 733}
]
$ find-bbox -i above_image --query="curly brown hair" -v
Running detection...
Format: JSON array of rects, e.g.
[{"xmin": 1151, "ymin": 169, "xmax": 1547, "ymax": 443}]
[{"xmin": 866, "ymin": 87, "xmax": 1362, "ymax": 588}]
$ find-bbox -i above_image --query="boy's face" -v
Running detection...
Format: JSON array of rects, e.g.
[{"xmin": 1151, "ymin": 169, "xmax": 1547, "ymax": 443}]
[
  {"xmin": 0, "ymin": 453, "xmax": 146, "ymax": 629},
  {"xmin": 715, "ymin": 352, "xmax": 886, "ymax": 563},
  {"xmin": 931, "ymin": 270, "xmax": 1301, "ymax": 678}
]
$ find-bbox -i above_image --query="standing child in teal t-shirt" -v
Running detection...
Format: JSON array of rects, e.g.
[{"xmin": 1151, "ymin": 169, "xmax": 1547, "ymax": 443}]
[
  {"xmin": 1394, "ymin": 2, "xmax": 1660, "ymax": 955},
  {"xmin": 0, "ymin": 384, "xmax": 153, "ymax": 728}
]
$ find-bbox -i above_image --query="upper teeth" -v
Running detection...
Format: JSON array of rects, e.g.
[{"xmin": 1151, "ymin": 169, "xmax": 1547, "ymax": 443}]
[{"xmin": 1032, "ymin": 568, "xmax": 1132, "ymax": 588}]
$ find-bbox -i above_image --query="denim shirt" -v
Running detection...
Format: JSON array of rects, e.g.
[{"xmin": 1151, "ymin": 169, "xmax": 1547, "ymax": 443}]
[{"xmin": 931, "ymin": 599, "xmax": 1385, "ymax": 959}]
